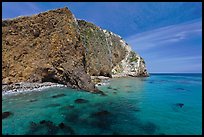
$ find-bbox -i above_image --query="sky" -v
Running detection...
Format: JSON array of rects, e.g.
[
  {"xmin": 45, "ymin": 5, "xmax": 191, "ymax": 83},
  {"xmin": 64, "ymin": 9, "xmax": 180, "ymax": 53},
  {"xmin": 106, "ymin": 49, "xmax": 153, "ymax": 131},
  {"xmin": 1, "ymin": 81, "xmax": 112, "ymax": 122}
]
[{"xmin": 2, "ymin": 2, "xmax": 202, "ymax": 73}]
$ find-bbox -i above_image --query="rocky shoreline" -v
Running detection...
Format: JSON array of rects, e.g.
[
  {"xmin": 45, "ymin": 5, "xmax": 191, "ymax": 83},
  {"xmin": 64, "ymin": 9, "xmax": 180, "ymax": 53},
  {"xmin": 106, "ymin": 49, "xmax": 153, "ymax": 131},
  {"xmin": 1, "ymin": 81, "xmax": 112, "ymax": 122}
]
[
  {"xmin": 91, "ymin": 76, "xmax": 110, "ymax": 87},
  {"xmin": 2, "ymin": 76, "xmax": 110, "ymax": 96},
  {"xmin": 2, "ymin": 82, "xmax": 66, "ymax": 96},
  {"xmin": 2, "ymin": 75, "xmax": 149, "ymax": 96}
]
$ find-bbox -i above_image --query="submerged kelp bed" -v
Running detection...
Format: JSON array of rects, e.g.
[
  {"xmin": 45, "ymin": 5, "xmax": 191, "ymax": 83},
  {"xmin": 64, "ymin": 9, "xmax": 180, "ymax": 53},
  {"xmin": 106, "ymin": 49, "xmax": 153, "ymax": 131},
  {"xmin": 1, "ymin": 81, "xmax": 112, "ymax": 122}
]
[{"xmin": 2, "ymin": 74, "xmax": 202, "ymax": 135}]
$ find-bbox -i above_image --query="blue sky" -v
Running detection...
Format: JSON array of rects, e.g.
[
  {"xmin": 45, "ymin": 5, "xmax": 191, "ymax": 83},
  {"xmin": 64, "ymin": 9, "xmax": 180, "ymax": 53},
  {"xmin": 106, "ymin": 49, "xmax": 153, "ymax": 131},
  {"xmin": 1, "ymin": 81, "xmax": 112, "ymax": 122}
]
[{"xmin": 2, "ymin": 2, "xmax": 202, "ymax": 73}]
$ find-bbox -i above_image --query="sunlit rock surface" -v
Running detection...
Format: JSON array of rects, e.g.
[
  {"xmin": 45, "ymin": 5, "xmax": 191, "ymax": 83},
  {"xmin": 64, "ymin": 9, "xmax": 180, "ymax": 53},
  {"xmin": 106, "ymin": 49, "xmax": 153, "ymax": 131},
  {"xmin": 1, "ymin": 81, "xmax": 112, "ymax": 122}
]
[{"xmin": 2, "ymin": 7, "xmax": 148, "ymax": 92}]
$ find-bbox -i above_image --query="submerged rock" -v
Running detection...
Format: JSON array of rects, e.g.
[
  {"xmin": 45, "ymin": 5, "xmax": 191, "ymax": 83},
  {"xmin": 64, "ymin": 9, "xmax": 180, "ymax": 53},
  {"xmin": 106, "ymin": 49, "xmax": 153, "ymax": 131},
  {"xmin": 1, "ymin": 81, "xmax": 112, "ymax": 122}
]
[
  {"xmin": 29, "ymin": 120, "xmax": 58, "ymax": 135},
  {"xmin": 89, "ymin": 110, "xmax": 114, "ymax": 130},
  {"xmin": 58, "ymin": 123, "xmax": 65, "ymax": 129},
  {"xmin": 175, "ymin": 103, "xmax": 184, "ymax": 108},
  {"xmin": 2, "ymin": 111, "xmax": 12, "ymax": 119},
  {"xmin": 29, "ymin": 121, "xmax": 43, "ymax": 134},
  {"xmin": 62, "ymin": 125, "xmax": 75, "ymax": 135},
  {"xmin": 172, "ymin": 103, "xmax": 185, "ymax": 112},
  {"xmin": 58, "ymin": 122, "xmax": 75, "ymax": 134},
  {"xmin": 140, "ymin": 122, "xmax": 157, "ymax": 134},
  {"xmin": 40, "ymin": 120, "xmax": 46, "ymax": 124},
  {"xmin": 29, "ymin": 99, "xmax": 38, "ymax": 102},
  {"xmin": 39, "ymin": 120, "xmax": 53, "ymax": 125},
  {"xmin": 133, "ymin": 108, "xmax": 140, "ymax": 112},
  {"xmin": 65, "ymin": 111, "xmax": 80, "ymax": 123},
  {"xmin": 30, "ymin": 121, "xmax": 37, "ymax": 127},
  {"xmin": 46, "ymin": 104, "xmax": 61, "ymax": 107},
  {"xmin": 51, "ymin": 94, "xmax": 66, "ymax": 98},
  {"xmin": 91, "ymin": 110, "xmax": 111, "ymax": 117},
  {"xmin": 107, "ymin": 86, "xmax": 112, "ymax": 89},
  {"xmin": 74, "ymin": 98, "xmax": 89, "ymax": 104},
  {"xmin": 176, "ymin": 88, "xmax": 186, "ymax": 91}
]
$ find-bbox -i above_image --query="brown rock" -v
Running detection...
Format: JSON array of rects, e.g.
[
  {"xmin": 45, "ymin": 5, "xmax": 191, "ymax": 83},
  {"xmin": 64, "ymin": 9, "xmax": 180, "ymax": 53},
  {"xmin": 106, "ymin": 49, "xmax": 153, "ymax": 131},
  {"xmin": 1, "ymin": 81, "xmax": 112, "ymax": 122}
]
[{"xmin": 2, "ymin": 7, "xmax": 98, "ymax": 92}]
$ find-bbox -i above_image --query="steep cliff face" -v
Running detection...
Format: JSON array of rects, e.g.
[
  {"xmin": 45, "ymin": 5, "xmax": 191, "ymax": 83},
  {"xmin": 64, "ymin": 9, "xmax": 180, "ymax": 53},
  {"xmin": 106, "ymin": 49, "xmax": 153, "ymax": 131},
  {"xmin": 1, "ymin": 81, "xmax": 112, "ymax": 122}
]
[
  {"xmin": 2, "ymin": 7, "xmax": 148, "ymax": 92},
  {"xmin": 78, "ymin": 20, "xmax": 149, "ymax": 77},
  {"xmin": 2, "ymin": 7, "xmax": 98, "ymax": 92},
  {"xmin": 78, "ymin": 20, "xmax": 127, "ymax": 77}
]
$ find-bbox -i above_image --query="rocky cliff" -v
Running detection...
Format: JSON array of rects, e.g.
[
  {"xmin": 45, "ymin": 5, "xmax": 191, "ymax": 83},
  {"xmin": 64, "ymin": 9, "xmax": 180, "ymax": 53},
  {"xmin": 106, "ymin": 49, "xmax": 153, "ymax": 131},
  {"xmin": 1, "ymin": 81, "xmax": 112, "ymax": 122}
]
[
  {"xmin": 78, "ymin": 20, "xmax": 148, "ymax": 77},
  {"xmin": 2, "ymin": 7, "xmax": 148, "ymax": 92}
]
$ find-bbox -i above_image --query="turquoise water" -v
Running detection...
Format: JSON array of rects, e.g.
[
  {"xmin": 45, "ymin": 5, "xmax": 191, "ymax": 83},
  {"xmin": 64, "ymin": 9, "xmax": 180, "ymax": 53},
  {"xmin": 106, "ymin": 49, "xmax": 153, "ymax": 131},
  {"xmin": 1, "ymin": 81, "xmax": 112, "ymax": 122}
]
[{"xmin": 2, "ymin": 74, "xmax": 202, "ymax": 135}]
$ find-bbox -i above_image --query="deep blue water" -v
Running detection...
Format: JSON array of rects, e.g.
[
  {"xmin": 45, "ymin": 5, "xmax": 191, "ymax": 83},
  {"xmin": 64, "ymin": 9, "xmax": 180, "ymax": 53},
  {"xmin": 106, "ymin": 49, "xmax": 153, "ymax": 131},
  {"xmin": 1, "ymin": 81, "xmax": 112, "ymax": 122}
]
[{"xmin": 2, "ymin": 73, "xmax": 202, "ymax": 135}]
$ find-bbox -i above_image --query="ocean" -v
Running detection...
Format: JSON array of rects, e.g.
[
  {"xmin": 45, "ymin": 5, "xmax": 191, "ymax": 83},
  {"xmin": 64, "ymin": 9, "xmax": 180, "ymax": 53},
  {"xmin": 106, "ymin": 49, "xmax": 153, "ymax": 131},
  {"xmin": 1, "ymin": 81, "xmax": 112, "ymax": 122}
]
[{"xmin": 2, "ymin": 73, "xmax": 202, "ymax": 135}]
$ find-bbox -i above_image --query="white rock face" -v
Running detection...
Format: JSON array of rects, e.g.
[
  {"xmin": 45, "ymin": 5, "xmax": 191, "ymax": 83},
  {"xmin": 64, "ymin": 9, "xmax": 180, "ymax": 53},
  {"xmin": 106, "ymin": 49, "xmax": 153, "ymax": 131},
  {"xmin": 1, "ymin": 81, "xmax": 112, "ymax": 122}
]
[{"xmin": 111, "ymin": 37, "xmax": 149, "ymax": 77}]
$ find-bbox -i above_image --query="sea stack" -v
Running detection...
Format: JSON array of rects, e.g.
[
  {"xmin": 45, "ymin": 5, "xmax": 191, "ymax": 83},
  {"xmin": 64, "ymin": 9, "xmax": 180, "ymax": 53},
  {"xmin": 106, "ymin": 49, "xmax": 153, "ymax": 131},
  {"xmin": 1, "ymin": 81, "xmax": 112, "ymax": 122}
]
[{"xmin": 2, "ymin": 7, "xmax": 149, "ymax": 92}]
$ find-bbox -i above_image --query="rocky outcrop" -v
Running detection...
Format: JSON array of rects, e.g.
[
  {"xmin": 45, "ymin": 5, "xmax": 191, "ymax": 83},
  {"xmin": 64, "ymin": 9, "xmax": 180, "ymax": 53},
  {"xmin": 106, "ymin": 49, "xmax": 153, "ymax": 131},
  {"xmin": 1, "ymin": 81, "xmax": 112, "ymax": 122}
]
[
  {"xmin": 2, "ymin": 7, "xmax": 98, "ymax": 92},
  {"xmin": 78, "ymin": 20, "xmax": 127, "ymax": 77},
  {"xmin": 2, "ymin": 7, "xmax": 148, "ymax": 93},
  {"xmin": 78, "ymin": 20, "xmax": 149, "ymax": 77}
]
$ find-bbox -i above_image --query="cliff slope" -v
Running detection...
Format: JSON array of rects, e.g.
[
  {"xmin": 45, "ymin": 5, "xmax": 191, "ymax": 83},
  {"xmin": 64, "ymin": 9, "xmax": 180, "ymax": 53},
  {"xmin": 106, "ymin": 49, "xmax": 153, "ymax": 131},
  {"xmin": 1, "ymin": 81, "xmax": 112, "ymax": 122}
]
[
  {"xmin": 78, "ymin": 20, "xmax": 148, "ymax": 77},
  {"xmin": 2, "ymin": 7, "xmax": 148, "ymax": 92},
  {"xmin": 2, "ymin": 7, "xmax": 97, "ymax": 92}
]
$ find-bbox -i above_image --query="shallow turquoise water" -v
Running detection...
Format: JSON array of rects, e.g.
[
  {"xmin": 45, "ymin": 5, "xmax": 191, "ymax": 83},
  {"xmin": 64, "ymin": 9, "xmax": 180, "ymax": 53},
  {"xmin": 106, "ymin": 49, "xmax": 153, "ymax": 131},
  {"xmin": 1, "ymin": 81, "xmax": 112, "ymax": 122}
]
[{"xmin": 2, "ymin": 74, "xmax": 202, "ymax": 135}]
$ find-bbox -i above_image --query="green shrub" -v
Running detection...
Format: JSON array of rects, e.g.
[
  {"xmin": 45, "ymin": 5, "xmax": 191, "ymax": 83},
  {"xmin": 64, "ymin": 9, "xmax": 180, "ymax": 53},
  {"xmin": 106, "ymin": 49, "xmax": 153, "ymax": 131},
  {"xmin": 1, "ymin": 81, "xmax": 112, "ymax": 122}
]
[{"xmin": 130, "ymin": 55, "xmax": 138, "ymax": 62}]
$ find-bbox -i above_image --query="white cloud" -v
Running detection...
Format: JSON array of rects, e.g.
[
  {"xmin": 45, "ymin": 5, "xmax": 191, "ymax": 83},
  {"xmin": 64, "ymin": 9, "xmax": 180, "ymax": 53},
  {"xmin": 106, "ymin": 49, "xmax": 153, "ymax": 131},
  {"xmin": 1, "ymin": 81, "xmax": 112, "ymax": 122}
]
[
  {"xmin": 152, "ymin": 56, "xmax": 202, "ymax": 63},
  {"xmin": 123, "ymin": 19, "xmax": 202, "ymax": 73},
  {"xmin": 125, "ymin": 19, "xmax": 202, "ymax": 51}
]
